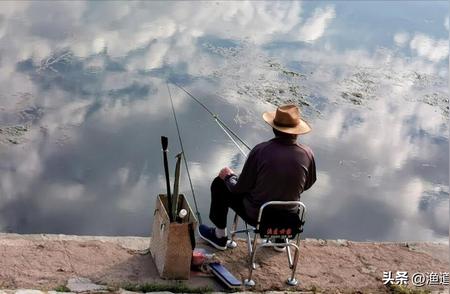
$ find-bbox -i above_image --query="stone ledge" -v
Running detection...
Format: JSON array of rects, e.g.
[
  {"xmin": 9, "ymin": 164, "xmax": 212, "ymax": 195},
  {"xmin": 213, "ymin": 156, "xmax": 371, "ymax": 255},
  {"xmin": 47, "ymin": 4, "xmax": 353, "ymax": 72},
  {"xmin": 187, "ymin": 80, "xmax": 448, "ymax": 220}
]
[{"xmin": 0, "ymin": 233, "xmax": 448, "ymax": 293}]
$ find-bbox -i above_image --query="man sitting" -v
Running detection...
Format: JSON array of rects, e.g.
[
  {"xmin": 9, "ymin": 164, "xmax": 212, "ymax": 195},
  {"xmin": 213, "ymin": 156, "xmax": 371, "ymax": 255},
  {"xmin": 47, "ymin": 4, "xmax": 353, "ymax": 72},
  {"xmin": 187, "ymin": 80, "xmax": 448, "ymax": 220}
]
[{"xmin": 199, "ymin": 104, "xmax": 317, "ymax": 250}]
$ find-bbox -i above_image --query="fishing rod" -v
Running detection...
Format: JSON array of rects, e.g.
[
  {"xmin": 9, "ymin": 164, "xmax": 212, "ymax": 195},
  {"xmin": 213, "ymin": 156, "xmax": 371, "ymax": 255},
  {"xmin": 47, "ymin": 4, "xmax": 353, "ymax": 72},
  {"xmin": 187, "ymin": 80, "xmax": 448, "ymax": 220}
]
[
  {"xmin": 166, "ymin": 82, "xmax": 253, "ymax": 224},
  {"xmin": 167, "ymin": 82, "xmax": 202, "ymax": 224},
  {"xmin": 160, "ymin": 136, "xmax": 174, "ymax": 222},
  {"xmin": 171, "ymin": 81, "xmax": 251, "ymax": 158}
]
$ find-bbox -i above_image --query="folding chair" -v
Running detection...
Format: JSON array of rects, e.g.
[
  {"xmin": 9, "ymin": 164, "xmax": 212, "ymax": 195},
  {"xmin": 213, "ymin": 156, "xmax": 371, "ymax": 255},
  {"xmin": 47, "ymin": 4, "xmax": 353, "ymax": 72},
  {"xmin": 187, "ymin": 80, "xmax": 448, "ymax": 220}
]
[{"xmin": 229, "ymin": 201, "xmax": 306, "ymax": 287}]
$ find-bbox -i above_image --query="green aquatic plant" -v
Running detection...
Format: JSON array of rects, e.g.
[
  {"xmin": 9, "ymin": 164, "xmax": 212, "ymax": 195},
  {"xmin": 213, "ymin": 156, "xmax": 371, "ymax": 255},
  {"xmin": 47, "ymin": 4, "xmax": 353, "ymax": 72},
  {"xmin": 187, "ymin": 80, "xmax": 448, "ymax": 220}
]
[
  {"xmin": 386, "ymin": 283, "xmax": 431, "ymax": 294},
  {"xmin": 53, "ymin": 285, "xmax": 71, "ymax": 292},
  {"xmin": 121, "ymin": 281, "xmax": 213, "ymax": 293}
]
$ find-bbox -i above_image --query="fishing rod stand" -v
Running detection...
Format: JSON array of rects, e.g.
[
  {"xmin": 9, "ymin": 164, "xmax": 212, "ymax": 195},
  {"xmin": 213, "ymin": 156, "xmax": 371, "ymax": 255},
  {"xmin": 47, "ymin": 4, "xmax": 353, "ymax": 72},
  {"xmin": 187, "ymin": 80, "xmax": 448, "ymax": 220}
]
[
  {"xmin": 150, "ymin": 136, "xmax": 198, "ymax": 280},
  {"xmin": 150, "ymin": 193, "xmax": 198, "ymax": 280}
]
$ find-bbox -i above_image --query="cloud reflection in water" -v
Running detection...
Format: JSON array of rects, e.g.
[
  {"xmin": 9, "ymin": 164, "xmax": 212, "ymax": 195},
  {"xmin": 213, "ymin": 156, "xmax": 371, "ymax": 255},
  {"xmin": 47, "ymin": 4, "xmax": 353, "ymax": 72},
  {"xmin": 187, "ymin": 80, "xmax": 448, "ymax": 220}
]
[{"xmin": 0, "ymin": 1, "xmax": 447, "ymax": 242}]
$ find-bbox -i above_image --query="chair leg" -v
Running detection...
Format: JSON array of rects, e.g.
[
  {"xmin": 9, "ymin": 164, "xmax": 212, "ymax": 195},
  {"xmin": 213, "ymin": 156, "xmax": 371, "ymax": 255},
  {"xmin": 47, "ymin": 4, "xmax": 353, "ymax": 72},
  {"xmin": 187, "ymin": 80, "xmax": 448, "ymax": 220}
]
[
  {"xmin": 228, "ymin": 214, "xmax": 239, "ymax": 249},
  {"xmin": 244, "ymin": 232, "xmax": 259, "ymax": 287},
  {"xmin": 286, "ymin": 238, "xmax": 293, "ymax": 268},
  {"xmin": 286, "ymin": 234, "xmax": 301, "ymax": 286},
  {"xmin": 244, "ymin": 223, "xmax": 257, "ymax": 269},
  {"xmin": 245, "ymin": 223, "xmax": 252, "ymax": 255},
  {"xmin": 231, "ymin": 213, "xmax": 239, "ymax": 239}
]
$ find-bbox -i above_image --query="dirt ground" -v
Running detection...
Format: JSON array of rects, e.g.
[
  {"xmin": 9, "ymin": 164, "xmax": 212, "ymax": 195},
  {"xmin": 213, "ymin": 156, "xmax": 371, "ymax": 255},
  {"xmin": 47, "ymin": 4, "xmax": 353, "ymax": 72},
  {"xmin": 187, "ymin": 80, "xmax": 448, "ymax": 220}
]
[
  {"xmin": 215, "ymin": 239, "xmax": 449, "ymax": 293},
  {"xmin": 0, "ymin": 233, "xmax": 448, "ymax": 293}
]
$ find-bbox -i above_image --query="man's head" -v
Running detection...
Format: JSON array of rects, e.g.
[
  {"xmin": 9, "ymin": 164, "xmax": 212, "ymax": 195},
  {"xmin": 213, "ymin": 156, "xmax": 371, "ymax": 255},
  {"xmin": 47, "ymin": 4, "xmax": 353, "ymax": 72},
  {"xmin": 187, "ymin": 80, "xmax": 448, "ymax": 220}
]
[
  {"xmin": 262, "ymin": 104, "xmax": 311, "ymax": 135},
  {"xmin": 272, "ymin": 128, "xmax": 298, "ymax": 140}
]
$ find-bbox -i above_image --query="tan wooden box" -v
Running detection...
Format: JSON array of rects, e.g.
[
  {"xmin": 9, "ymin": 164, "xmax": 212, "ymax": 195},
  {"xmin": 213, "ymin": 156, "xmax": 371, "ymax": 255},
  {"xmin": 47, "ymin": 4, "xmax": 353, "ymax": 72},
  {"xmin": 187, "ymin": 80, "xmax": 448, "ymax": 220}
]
[{"xmin": 150, "ymin": 194, "xmax": 197, "ymax": 280}]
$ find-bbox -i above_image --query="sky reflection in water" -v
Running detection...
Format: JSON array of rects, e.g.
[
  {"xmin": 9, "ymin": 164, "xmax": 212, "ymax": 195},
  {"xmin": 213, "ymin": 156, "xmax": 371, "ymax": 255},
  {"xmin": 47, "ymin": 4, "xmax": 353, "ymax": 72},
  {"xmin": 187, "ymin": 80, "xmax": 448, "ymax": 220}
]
[{"xmin": 0, "ymin": 1, "xmax": 448, "ymax": 241}]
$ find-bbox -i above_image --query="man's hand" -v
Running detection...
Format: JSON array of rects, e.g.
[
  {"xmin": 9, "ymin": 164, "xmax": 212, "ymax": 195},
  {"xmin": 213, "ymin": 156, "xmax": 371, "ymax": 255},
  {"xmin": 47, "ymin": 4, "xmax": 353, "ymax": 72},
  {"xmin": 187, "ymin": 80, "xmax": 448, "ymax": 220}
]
[{"xmin": 219, "ymin": 167, "xmax": 234, "ymax": 180}]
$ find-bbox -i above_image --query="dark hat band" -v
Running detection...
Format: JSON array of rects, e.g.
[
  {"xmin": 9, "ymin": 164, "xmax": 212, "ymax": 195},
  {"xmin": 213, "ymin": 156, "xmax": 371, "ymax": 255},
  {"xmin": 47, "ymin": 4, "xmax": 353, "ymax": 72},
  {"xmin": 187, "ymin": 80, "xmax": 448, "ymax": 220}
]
[{"xmin": 273, "ymin": 118, "xmax": 299, "ymax": 128}]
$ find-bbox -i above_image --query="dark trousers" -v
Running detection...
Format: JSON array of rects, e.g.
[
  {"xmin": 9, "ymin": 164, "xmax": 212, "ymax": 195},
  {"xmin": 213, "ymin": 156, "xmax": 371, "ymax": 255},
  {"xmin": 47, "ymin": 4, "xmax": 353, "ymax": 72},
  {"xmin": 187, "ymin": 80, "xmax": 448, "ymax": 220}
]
[{"xmin": 209, "ymin": 177, "xmax": 249, "ymax": 229}]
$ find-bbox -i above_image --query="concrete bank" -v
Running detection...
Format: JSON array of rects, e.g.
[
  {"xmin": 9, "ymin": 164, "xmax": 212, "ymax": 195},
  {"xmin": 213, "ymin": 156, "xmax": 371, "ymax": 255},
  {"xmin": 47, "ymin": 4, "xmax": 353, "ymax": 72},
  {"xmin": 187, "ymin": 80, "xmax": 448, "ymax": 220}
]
[{"xmin": 0, "ymin": 233, "xmax": 448, "ymax": 293}]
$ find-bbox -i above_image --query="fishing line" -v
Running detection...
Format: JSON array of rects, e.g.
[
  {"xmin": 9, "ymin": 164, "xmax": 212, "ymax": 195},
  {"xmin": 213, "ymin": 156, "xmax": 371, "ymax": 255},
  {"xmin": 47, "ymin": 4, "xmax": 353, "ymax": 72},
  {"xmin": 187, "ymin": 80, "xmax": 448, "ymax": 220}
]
[
  {"xmin": 166, "ymin": 82, "xmax": 202, "ymax": 224},
  {"xmin": 171, "ymin": 82, "xmax": 252, "ymax": 155}
]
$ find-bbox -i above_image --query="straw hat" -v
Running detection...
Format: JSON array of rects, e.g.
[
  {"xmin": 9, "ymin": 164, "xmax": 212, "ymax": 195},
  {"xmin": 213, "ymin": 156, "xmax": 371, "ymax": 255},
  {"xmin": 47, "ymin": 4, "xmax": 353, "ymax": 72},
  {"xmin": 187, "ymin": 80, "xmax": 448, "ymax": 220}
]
[{"xmin": 262, "ymin": 104, "xmax": 311, "ymax": 135}]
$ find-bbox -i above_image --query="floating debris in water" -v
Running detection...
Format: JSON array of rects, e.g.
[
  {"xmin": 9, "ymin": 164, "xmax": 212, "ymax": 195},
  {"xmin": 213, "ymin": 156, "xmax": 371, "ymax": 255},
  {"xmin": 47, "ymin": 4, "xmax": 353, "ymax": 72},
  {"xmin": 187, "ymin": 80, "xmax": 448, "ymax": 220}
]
[
  {"xmin": 341, "ymin": 92, "xmax": 363, "ymax": 105},
  {"xmin": 0, "ymin": 125, "xmax": 29, "ymax": 145},
  {"xmin": 338, "ymin": 70, "xmax": 380, "ymax": 105},
  {"xmin": 204, "ymin": 40, "xmax": 447, "ymax": 134},
  {"xmin": 17, "ymin": 106, "xmax": 44, "ymax": 124},
  {"xmin": 419, "ymin": 93, "xmax": 448, "ymax": 117},
  {"xmin": 37, "ymin": 51, "xmax": 73, "ymax": 73},
  {"xmin": 203, "ymin": 42, "xmax": 320, "ymax": 119},
  {"xmin": 282, "ymin": 69, "xmax": 304, "ymax": 78}
]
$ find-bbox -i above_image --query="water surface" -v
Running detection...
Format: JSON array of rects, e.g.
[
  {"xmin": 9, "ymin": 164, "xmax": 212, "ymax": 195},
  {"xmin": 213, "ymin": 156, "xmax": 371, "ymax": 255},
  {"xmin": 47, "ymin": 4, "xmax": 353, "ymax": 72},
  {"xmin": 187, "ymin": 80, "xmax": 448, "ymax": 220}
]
[{"xmin": 0, "ymin": 1, "xmax": 448, "ymax": 241}]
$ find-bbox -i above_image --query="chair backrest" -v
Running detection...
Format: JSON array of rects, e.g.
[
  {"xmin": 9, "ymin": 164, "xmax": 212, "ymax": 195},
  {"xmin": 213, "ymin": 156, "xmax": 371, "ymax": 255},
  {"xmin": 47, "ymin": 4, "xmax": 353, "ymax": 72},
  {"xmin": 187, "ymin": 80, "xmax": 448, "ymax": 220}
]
[{"xmin": 256, "ymin": 201, "xmax": 306, "ymax": 239}]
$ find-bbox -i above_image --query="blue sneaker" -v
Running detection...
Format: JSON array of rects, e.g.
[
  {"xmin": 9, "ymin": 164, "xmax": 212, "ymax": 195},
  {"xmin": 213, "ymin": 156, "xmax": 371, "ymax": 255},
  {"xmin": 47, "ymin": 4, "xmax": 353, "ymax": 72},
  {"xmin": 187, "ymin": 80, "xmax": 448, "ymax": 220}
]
[{"xmin": 198, "ymin": 224, "xmax": 228, "ymax": 251}]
